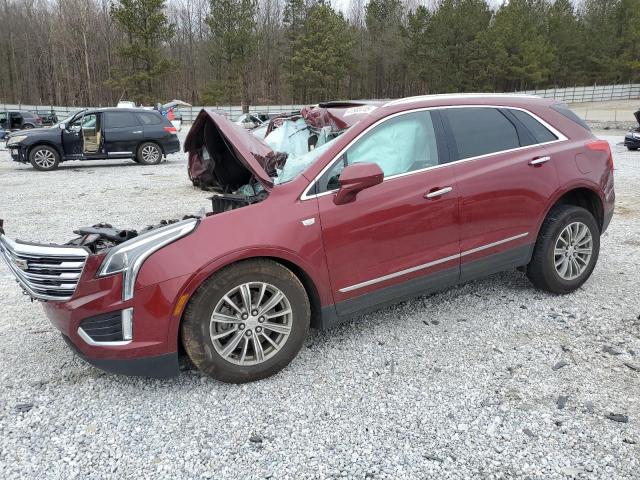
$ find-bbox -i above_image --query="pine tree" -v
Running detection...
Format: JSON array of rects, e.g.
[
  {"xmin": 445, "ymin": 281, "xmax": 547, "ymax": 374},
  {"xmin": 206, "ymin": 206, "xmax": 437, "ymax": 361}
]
[
  {"xmin": 288, "ymin": 2, "xmax": 352, "ymax": 102},
  {"xmin": 205, "ymin": 0, "xmax": 257, "ymax": 108},
  {"xmin": 109, "ymin": 0, "xmax": 175, "ymax": 103}
]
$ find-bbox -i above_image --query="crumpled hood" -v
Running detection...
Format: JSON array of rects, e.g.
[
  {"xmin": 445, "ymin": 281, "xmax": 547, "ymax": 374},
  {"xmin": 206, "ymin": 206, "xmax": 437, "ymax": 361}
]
[{"xmin": 184, "ymin": 109, "xmax": 275, "ymax": 189}]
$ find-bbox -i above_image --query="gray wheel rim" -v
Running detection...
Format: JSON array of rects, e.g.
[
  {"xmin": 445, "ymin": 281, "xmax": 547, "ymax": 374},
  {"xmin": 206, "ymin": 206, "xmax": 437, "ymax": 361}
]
[
  {"xmin": 553, "ymin": 221, "xmax": 593, "ymax": 280},
  {"xmin": 141, "ymin": 145, "xmax": 159, "ymax": 163},
  {"xmin": 33, "ymin": 149, "xmax": 56, "ymax": 168},
  {"xmin": 210, "ymin": 282, "xmax": 293, "ymax": 366}
]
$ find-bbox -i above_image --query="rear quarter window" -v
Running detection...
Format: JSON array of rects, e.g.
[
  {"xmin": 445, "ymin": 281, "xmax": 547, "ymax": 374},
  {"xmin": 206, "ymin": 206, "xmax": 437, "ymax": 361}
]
[
  {"xmin": 443, "ymin": 107, "xmax": 520, "ymax": 160},
  {"xmin": 509, "ymin": 109, "xmax": 558, "ymax": 144},
  {"xmin": 136, "ymin": 112, "xmax": 163, "ymax": 125},
  {"xmin": 551, "ymin": 103, "xmax": 590, "ymax": 131}
]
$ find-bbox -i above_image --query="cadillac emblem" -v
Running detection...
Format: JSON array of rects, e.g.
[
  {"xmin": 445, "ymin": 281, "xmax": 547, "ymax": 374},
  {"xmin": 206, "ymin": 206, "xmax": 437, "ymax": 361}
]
[{"xmin": 14, "ymin": 258, "xmax": 28, "ymax": 271}]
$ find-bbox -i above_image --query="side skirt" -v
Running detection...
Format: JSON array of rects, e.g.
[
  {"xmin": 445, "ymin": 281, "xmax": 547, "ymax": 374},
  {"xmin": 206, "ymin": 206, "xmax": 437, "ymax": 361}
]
[{"xmin": 317, "ymin": 243, "xmax": 534, "ymax": 330}]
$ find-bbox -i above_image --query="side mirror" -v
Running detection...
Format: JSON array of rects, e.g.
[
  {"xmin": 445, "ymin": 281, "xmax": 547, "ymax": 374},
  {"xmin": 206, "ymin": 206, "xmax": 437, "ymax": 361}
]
[
  {"xmin": 334, "ymin": 163, "xmax": 384, "ymax": 205},
  {"xmin": 58, "ymin": 123, "xmax": 66, "ymax": 130}
]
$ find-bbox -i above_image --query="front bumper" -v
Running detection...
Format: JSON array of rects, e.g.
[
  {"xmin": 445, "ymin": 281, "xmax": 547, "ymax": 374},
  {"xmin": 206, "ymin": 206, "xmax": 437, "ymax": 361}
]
[
  {"xmin": 0, "ymin": 231, "xmax": 188, "ymax": 378},
  {"xmin": 41, "ymin": 270, "xmax": 188, "ymax": 378},
  {"xmin": 8, "ymin": 145, "xmax": 27, "ymax": 163},
  {"xmin": 62, "ymin": 335, "xmax": 178, "ymax": 378}
]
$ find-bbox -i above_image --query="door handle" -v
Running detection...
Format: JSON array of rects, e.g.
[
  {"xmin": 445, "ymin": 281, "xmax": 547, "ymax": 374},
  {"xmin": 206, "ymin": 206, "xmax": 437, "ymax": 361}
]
[
  {"xmin": 132, "ymin": 130, "xmax": 142, "ymax": 134},
  {"xmin": 528, "ymin": 156, "xmax": 551, "ymax": 166},
  {"xmin": 425, "ymin": 186, "xmax": 453, "ymax": 199}
]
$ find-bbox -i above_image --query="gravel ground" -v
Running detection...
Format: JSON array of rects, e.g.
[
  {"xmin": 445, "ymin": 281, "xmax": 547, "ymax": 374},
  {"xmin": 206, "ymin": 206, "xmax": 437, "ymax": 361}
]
[{"xmin": 0, "ymin": 131, "xmax": 638, "ymax": 479}]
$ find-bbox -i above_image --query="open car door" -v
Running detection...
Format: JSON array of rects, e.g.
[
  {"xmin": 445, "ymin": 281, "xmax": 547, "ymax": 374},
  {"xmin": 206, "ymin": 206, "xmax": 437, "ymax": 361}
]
[{"xmin": 80, "ymin": 112, "xmax": 104, "ymax": 157}]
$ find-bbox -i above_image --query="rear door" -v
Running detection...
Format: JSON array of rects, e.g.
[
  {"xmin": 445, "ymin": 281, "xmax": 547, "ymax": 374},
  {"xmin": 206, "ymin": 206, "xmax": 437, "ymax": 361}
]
[
  {"xmin": 135, "ymin": 111, "xmax": 165, "ymax": 140},
  {"xmin": 103, "ymin": 111, "xmax": 143, "ymax": 157},
  {"xmin": 314, "ymin": 110, "xmax": 461, "ymax": 315},
  {"xmin": 441, "ymin": 106, "xmax": 562, "ymax": 281}
]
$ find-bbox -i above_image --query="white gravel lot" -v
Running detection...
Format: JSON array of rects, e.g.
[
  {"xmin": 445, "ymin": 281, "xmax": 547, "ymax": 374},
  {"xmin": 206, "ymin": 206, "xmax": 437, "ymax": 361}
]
[{"xmin": 0, "ymin": 131, "xmax": 638, "ymax": 479}]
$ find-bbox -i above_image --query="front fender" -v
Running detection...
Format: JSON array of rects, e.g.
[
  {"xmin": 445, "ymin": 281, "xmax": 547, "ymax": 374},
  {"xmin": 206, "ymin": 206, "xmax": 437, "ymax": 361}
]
[{"xmin": 161, "ymin": 247, "xmax": 333, "ymax": 348}]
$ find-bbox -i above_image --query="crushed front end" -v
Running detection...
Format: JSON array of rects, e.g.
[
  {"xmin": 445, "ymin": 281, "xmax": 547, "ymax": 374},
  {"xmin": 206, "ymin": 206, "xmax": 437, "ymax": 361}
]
[{"xmin": 0, "ymin": 218, "xmax": 198, "ymax": 378}]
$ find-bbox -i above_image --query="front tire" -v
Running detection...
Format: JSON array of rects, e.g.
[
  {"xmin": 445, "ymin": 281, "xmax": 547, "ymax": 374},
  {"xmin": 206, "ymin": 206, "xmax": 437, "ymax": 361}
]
[
  {"xmin": 627, "ymin": 146, "xmax": 638, "ymax": 151},
  {"xmin": 136, "ymin": 142, "xmax": 162, "ymax": 165},
  {"xmin": 527, "ymin": 205, "xmax": 600, "ymax": 294},
  {"xmin": 181, "ymin": 259, "xmax": 310, "ymax": 383},
  {"xmin": 29, "ymin": 145, "xmax": 60, "ymax": 171}
]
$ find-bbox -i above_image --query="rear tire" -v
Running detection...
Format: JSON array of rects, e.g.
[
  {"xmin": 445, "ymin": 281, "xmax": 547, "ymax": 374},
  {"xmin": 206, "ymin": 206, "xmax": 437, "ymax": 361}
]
[
  {"xmin": 527, "ymin": 205, "xmax": 599, "ymax": 294},
  {"xmin": 181, "ymin": 259, "xmax": 310, "ymax": 383},
  {"xmin": 136, "ymin": 142, "xmax": 162, "ymax": 165},
  {"xmin": 29, "ymin": 145, "xmax": 60, "ymax": 171}
]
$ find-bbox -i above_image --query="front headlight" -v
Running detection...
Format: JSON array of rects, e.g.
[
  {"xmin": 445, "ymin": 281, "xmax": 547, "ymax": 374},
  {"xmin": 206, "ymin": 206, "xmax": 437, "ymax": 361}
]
[
  {"xmin": 633, "ymin": 133, "xmax": 640, "ymax": 140},
  {"xmin": 7, "ymin": 135, "xmax": 27, "ymax": 146},
  {"xmin": 98, "ymin": 218, "xmax": 198, "ymax": 300}
]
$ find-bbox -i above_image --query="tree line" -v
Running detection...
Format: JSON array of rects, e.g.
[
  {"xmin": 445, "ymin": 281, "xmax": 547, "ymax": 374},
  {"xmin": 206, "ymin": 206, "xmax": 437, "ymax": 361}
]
[{"xmin": 0, "ymin": 0, "xmax": 638, "ymax": 108}]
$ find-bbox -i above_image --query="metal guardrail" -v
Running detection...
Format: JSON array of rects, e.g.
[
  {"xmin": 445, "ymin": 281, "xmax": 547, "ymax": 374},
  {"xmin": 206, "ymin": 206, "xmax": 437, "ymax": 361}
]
[
  {"xmin": 3, "ymin": 83, "xmax": 639, "ymax": 124},
  {"xmin": 518, "ymin": 83, "xmax": 640, "ymax": 104}
]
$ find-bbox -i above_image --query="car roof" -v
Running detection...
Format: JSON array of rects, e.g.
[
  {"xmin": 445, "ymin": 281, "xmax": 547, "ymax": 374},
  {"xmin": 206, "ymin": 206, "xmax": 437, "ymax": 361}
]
[
  {"xmin": 5, "ymin": 110, "xmax": 37, "ymax": 114},
  {"xmin": 381, "ymin": 93, "xmax": 553, "ymax": 110},
  {"xmin": 82, "ymin": 107, "xmax": 161, "ymax": 115}
]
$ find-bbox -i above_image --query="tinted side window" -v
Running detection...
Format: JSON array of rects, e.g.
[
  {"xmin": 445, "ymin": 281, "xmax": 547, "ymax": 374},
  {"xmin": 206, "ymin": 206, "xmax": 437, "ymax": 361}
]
[
  {"xmin": 105, "ymin": 112, "xmax": 138, "ymax": 128},
  {"xmin": 319, "ymin": 111, "xmax": 441, "ymax": 193},
  {"xmin": 444, "ymin": 108, "xmax": 519, "ymax": 160},
  {"xmin": 136, "ymin": 112, "xmax": 162, "ymax": 125},
  {"xmin": 509, "ymin": 109, "xmax": 557, "ymax": 144}
]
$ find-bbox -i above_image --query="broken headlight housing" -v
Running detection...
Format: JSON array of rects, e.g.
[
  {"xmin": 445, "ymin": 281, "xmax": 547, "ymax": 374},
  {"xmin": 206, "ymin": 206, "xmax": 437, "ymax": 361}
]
[{"xmin": 97, "ymin": 219, "xmax": 198, "ymax": 300}]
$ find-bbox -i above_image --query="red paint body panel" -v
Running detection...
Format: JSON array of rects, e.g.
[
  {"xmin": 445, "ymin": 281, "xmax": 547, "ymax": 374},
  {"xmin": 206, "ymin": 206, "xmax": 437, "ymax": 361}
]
[
  {"xmin": 452, "ymin": 143, "xmax": 560, "ymax": 263},
  {"xmin": 317, "ymin": 167, "xmax": 460, "ymax": 304},
  {"xmin": 20, "ymin": 94, "xmax": 613, "ymax": 371}
]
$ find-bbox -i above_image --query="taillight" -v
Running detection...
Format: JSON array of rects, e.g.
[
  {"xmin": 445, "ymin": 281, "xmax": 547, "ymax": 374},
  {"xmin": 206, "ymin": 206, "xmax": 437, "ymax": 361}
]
[
  {"xmin": 586, "ymin": 139, "xmax": 613, "ymax": 170},
  {"xmin": 164, "ymin": 126, "xmax": 177, "ymax": 133}
]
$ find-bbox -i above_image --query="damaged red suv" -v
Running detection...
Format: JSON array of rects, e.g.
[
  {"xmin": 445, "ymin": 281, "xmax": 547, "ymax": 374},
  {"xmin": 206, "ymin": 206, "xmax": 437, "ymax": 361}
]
[{"xmin": 0, "ymin": 95, "xmax": 615, "ymax": 383}]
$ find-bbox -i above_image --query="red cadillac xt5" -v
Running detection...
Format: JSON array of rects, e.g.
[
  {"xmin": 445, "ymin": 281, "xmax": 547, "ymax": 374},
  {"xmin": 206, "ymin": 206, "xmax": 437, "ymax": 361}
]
[{"xmin": 0, "ymin": 95, "xmax": 615, "ymax": 383}]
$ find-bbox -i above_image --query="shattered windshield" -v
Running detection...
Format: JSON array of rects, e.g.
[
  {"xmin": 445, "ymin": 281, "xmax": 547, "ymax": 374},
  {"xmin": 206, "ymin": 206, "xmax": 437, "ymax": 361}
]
[{"xmin": 273, "ymin": 136, "xmax": 339, "ymax": 185}]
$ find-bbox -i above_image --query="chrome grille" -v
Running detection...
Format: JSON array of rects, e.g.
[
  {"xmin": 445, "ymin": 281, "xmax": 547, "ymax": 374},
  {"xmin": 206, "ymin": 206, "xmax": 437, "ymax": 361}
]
[{"xmin": 0, "ymin": 234, "xmax": 88, "ymax": 301}]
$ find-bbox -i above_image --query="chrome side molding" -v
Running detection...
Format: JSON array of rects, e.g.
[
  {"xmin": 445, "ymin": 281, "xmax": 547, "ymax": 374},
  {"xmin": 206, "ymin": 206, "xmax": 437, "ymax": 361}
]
[{"xmin": 339, "ymin": 232, "xmax": 529, "ymax": 293}]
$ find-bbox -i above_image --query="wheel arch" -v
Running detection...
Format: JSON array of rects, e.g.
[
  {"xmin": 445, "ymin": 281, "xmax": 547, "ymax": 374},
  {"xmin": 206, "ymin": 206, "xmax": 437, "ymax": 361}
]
[
  {"xmin": 171, "ymin": 253, "xmax": 326, "ymax": 351},
  {"xmin": 537, "ymin": 185, "xmax": 604, "ymax": 239},
  {"xmin": 27, "ymin": 141, "xmax": 63, "ymax": 161}
]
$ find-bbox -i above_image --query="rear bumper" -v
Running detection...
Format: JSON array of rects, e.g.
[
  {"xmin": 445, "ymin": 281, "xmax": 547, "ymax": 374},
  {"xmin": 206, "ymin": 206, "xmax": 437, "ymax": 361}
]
[
  {"xmin": 624, "ymin": 135, "xmax": 640, "ymax": 149},
  {"xmin": 162, "ymin": 137, "xmax": 181, "ymax": 155}
]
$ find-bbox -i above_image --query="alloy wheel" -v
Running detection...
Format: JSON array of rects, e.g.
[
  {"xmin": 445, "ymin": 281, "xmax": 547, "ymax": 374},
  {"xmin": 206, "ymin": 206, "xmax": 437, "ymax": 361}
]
[
  {"xmin": 553, "ymin": 221, "xmax": 593, "ymax": 280},
  {"xmin": 209, "ymin": 282, "xmax": 293, "ymax": 366},
  {"xmin": 141, "ymin": 145, "xmax": 160, "ymax": 163},
  {"xmin": 33, "ymin": 149, "xmax": 56, "ymax": 169}
]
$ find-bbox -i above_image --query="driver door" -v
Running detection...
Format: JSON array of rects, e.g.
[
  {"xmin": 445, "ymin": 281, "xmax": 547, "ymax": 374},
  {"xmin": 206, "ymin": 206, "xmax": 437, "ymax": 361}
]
[
  {"xmin": 314, "ymin": 110, "xmax": 461, "ymax": 315},
  {"xmin": 62, "ymin": 114, "xmax": 84, "ymax": 158}
]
